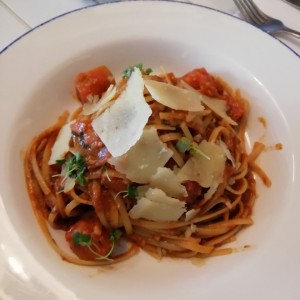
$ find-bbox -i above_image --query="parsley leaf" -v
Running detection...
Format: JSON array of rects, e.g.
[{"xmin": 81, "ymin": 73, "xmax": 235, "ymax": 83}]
[
  {"xmin": 122, "ymin": 63, "xmax": 153, "ymax": 78},
  {"xmin": 176, "ymin": 137, "xmax": 192, "ymax": 153},
  {"xmin": 72, "ymin": 232, "xmax": 92, "ymax": 246},
  {"xmin": 176, "ymin": 137, "xmax": 210, "ymax": 160},
  {"xmin": 55, "ymin": 159, "xmax": 66, "ymax": 166},
  {"xmin": 127, "ymin": 184, "xmax": 138, "ymax": 198},
  {"xmin": 109, "ymin": 229, "xmax": 123, "ymax": 242},
  {"xmin": 63, "ymin": 152, "xmax": 87, "ymax": 186},
  {"xmin": 72, "ymin": 230, "xmax": 115, "ymax": 261}
]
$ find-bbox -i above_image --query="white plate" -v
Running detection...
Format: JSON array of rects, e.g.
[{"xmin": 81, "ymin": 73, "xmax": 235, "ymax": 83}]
[{"xmin": 1, "ymin": 1, "xmax": 300, "ymax": 299}]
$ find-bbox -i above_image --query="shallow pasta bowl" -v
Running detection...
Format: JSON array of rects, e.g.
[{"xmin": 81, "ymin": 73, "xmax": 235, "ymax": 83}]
[{"xmin": 0, "ymin": 1, "xmax": 300, "ymax": 299}]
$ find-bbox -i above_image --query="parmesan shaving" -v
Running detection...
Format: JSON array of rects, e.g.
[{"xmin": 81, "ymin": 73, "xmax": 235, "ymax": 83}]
[
  {"xmin": 92, "ymin": 68, "xmax": 151, "ymax": 157},
  {"xmin": 177, "ymin": 140, "xmax": 226, "ymax": 188},
  {"xmin": 82, "ymin": 84, "xmax": 116, "ymax": 115},
  {"xmin": 185, "ymin": 208, "xmax": 200, "ymax": 221},
  {"xmin": 108, "ymin": 127, "xmax": 173, "ymax": 184},
  {"xmin": 180, "ymin": 80, "xmax": 237, "ymax": 125},
  {"xmin": 201, "ymin": 97, "xmax": 237, "ymax": 126},
  {"xmin": 129, "ymin": 188, "xmax": 186, "ymax": 222},
  {"xmin": 49, "ymin": 122, "xmax": 72, "ymax": 165},
  {"xmin": 219, "ymin": 140, "xmax": 235, "ymax": 167},
  {"xmin": 149, "ymin": 167, "xmax": 187, "ymax": 197},
  {"xmin": 144, "ymin": 79, "xmax": 204, "ymax": 112}
]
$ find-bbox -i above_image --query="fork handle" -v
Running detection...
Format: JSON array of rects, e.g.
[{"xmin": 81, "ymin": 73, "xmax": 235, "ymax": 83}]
[{"xmin": 279, "ymin": 27, "xmax": 300, "ymax": 39}]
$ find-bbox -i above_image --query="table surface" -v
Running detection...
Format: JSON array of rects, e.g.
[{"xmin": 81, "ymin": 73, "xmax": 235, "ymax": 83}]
[{"xmin": 1, "ymin": 0, "xmax": 300, "ymax": 55}]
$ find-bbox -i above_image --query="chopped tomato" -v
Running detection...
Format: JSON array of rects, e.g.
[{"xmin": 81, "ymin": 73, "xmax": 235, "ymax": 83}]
[
  {"xmin": 180, "ymin": 181, "xmax": 202, "ymax": 204},
  {"xmin": 65, "ymin": 214, "xmax": 112, "ymax": 261},
  {"xmin": 165, "ymin": 72, "xmax": 178, "ymax": 85},
  {"xmin": 75, "ymin": 65, "xmax": 115, "ymax": 104},
  {"xmin": 181, "ymin": 68, "xmax": 224, "ymax": 98},
  {"xmin": 226, "ymin": 96, "xmax": 244, "ymax": 121},
  {"xmin": 181, "ymin": 68, "xmax": 244, "ymax": 121},
  {"xmin": 70, "ymin": 119, "xmax": 111, "ymax": 169},
  {"xmin": 101, "ymin": 177, "xmax": 128, "ymax": 194}
]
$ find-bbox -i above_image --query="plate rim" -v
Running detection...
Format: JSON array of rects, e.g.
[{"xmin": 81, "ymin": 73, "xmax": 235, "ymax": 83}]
[{"xmin": 1, "ymin": 0, "xmax": 300, "ymax": 59}]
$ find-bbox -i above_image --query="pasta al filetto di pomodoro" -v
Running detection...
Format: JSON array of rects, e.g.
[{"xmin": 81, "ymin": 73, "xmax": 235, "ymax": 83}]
[{"xmin": 24, "ymin": 64, "xmax": 272, "ymax": 266}]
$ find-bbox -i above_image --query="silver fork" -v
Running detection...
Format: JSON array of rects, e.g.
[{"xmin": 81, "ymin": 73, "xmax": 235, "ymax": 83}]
[{"xmin": 233, "ymin": 0, "xmax": 300, "ymax": 38}]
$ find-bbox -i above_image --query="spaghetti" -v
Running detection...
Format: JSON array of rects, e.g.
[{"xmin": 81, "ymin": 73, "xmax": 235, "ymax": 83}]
[{"xmin": 24, "ymin": 64, "xmax": 271, "ymax": 266}]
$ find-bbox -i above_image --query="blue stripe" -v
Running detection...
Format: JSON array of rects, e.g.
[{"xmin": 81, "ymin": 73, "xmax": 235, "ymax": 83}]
[{"xmin": 1, "ymin": 0, "xmax": 299, "ymax": 59}]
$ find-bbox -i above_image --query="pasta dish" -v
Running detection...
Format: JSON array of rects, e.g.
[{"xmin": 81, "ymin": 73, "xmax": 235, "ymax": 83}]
[{"xmin": 24, "ymin": 64, "xmax": 271, "ymax": 266}]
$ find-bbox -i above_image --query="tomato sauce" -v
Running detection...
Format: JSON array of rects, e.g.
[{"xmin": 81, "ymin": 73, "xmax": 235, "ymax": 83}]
[
  {"xmin": 65, "ymin": 214, "xmax": 112, "ymax": 261},
  {"xmin": 70, "ymin": 119, "xmax": 111, "ymax": 169},
  {"xmin": 181, "ymin": 68, "xmax": 244, "ymax": 121},
  {"xmin": 75, "ymin": 65, "xmax": 115, "ymax": 104},
  {"xmin": 180, "ymin": 180, "xmax": 202, "ymax": 204}
]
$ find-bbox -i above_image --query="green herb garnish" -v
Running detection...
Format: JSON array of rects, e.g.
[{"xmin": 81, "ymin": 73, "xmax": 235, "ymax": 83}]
[
  {"xmin": 56, "ymin": 152, "xmax": 87, "ymax": 186},
  {"xmin": 127, "ymin": 184, "xmax": 138, "ymax": 198},
  {"xmin": 55, "ymin": 159, "xmax": 65, "ymax": 166},
  {"xmin": 115, "ymin": 184, "xmax": 138, "ymax": 200},
  {"xmin": 72, "ymin": 232, "xmax": 92, "ymax": 246},
  {"xmin": 109, "ymin": 228, "xmax": 123, "ymax": 242},
  {"xmin": 72, "ymin": 231, "xmax": 114, "ymax": 261},
  {"xmin": 122, "ymin": 63, "xmax": 153, "ymax": 78},
  {"xmin": 176, "ymin": 137, "xmax": 210, "ymax": 160},
  {"xmin": 176, "ymin": 137, "xmax": 192, "ymax": 153}
]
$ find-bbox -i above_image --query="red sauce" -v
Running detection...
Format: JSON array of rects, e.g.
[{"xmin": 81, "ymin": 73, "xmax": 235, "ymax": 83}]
[
  {"xmin": 180, "ymin": 180, "xmax": 202, "ymax": 204},
  {"xmin": 266, "ymin": 143, "xmax": 283, "ymax": 151},
  {"xmin": 226, "ymin": 97, "xmax": 244, "ymax": 121},
  {"xmin": 70, "ymin": 119, "xmax": 111, "ymax": 169},
  {"xmin": 65, "ymin": 214, "xmax": 112, "ymax": 261},
  {"xmin": 258, "ymin": 116, "xmax": 267, "ymax": 128},
  {"xmin": 181, "ymin": 68, "xmax": 224, "ymax": 98},
  {"xmin": 101, "ymin": 177, "xmax": 128, "ymax": 194},
  {"xmin": 181, "ymin": 68, "xmax": 244, "ymax": 121},
  {"xmin": 75, "ymin": 65, "xmax": 115, "ymax": 104}
]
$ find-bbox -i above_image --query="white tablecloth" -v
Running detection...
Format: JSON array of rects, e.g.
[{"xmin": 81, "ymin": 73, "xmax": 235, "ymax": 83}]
[{"xmin": 1, "ymin": 0, "xmax": 300, "ymax": 54}]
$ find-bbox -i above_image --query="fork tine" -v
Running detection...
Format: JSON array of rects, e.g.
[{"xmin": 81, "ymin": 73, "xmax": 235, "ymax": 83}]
[
  {"xmin": 234, "ymin": 0, "xmax": 300, "ymax": 37},
  {"xmin": 233, "ymin": 0, "xmax": 253, "ymax": 23},
  {"xmin": 233, "ymin": 0, "xmax": 260, "ymax": 24},
  {"xmin": 242, "ymin": 0, "xmax": 270, "ymax": 23},
  {"xmin": 234, "ymin": 0, "xmax": 270, "ymax": 25},
  {"xmin": 236, "ymin": 0, "xmax": 263, "ymax": 25}
]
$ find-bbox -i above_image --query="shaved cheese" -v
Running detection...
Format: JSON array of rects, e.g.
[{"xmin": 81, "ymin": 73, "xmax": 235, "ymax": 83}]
[
  {"xmin": 149, "ymin": 167, "xmax": 187, "ymax": 197},
  {"xmin": 177, "ymin": 140, "xmax": 226, "ymax": 188},
  {"xmin": 144, "ymin": 188, "xmax": 183, "ymax": 206},
  {"xmin": 129, "ymin": 188, "xmax": 186, "ymax": 222},
  {"xmin": 82, "ymin": 84, "xmax": 116, "ymax": 115},
  {"xmin": 185, "ymin": 208, "xmax": 200, "ymax": 221},
  {"xmin": 184, "ymin": 224, "xmax": 197, "ymax": 237},
  {"xmin": 200, "ymin": 97, "xmax": 237, "ymax": 126},
  {"xmin": 137, "ymin": 185, "xmax": 149, "ymax": 198},
  {"xmin": 219, "ymin": 140, "xmax": 235, "ymax": 167},
  {"xmin": 144, "ymin": 79, "xmax": 204, "ymax": 112},
  {"xmin": 92, "ymin": 68, "xmax": 151, "ymax": 157},
  {"xmin": 180, "ymin": 80, "xmax": 237, "ymax": 125},
  {"xmin": 204, "ymin": 181, "xmax": 219, "ymax": 200},
  {"xmin": 49, "ymin": 122, "xmax": 72, "ymax": 165},
  {"xmin": 108, "ymin": 127, "xmax": 173, "ymax": 184}
]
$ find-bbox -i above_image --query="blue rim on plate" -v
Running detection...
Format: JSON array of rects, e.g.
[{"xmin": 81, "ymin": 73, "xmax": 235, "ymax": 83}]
[{"xmin": 1, "ymin": 0, "xmax": 299, "ymax": 58}]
